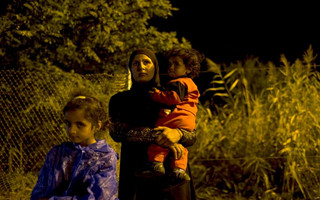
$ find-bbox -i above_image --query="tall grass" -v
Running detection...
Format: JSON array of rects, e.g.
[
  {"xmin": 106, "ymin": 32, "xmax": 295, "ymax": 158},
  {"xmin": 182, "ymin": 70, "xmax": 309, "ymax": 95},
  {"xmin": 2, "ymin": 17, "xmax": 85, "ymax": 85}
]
[
  {"xmin": 190, "ymin": 46, "xmax": 320, "ymax": 199},
  {"xmin": 2, "ymin": 48, "xmax": 320, "ymax": 199}
]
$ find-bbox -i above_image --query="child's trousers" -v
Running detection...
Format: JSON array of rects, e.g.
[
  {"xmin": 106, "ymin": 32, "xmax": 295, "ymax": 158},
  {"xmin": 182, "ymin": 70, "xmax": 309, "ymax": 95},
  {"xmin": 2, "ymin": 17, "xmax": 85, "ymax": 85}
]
[{"xmin": 148, "ymin": 143, "xmax": 188, "ymax": 170}]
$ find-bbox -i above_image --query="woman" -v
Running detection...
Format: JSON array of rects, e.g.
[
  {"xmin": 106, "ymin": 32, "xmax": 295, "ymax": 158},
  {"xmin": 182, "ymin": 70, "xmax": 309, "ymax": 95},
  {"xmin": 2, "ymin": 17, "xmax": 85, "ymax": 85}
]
[{"xmin": 108, "ymin": 48, "xmax": 197, "ymax": 200}]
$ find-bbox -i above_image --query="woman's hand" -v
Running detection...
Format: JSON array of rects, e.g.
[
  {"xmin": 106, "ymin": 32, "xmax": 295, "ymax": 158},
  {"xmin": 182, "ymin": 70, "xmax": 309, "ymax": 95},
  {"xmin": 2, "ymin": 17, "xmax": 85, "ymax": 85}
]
[
  {"xmin": 154, "ymin": 126, "xmax": 183, "ymax": 159},
  {"xmin": 168, "ymin": 143, "xmax": 185, "ymax": 159},
  {"xmin": 154, "ymin": 126, "xmax": 182, "ymax": 146}
]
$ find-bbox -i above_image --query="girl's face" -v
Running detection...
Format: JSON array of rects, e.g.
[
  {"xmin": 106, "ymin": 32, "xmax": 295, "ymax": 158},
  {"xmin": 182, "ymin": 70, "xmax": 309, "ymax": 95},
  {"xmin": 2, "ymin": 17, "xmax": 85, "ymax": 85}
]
[
  {"xmin": 168, "ymin": 56, "xmax": 191, "ymax": 78},
  {"xmin": 131, "ymin": 54, "xmax": 155, "ymax": 82},
  {"xmin": 64, "ymin": 109, "xmax": 98, "ymax": 146}
]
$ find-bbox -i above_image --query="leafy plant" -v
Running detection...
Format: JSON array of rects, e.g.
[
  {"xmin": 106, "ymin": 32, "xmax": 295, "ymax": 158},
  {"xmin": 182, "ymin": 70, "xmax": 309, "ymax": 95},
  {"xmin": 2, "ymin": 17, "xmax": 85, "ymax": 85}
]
[
  {"xmin": 0, "ymin": 0, "xmax": 190, "ymax": 74},
  {"xmin": 190, "ymin": 46, "xmax": 320, "ymax": 199}
]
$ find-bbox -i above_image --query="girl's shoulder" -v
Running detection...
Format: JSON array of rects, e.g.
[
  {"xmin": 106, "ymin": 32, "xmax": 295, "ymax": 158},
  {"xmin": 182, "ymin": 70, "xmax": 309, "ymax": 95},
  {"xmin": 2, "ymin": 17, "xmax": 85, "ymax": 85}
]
[
  {"xmin": 48, "ymin": 142, "xmax": 74, "ymax": 152},
  {"xmin": 44, "ymin": 142, "xmax": 75, "ymax": 161},
  {"xmin": 57, "ymin": 142, "xmax": 75, "ymax": 149},
  {"xmin": 47, "ymin": 142, "xmax": 71, "ymax": 150},
  {"xmin": 93, "ymin": 140, "xmax": 114, "ymax": 153},
  {"xmin": 89, "ymin": 140, "xmax": 119, "ymax": 162}
]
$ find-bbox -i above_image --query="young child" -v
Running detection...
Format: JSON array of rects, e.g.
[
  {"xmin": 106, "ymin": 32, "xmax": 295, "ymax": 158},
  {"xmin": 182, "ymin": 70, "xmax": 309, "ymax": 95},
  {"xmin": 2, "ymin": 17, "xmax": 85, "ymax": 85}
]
[
  {"xmin": 31, "ymin": 95, "xmax": 119, "ymax": 200},
  {"xmin": 144, "ymin": 48, "xmax": 203, "ymax": 182}
]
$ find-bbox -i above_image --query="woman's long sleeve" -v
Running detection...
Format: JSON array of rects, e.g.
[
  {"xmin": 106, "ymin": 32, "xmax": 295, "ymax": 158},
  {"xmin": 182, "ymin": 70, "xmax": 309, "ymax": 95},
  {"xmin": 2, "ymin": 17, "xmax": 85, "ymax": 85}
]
[
  {"xmin": 108, "ymin": 91, "xmax": 161, "ymax": 144},
  {"xmin": 108, "ymin": 91, "xmax": 197, "ymax": 146},
  {"xmin": 109, "ymin": 120, "xmax": 159, "ymax": 143},
  {"xmin": 109, "ymin": 120, "xmax": 196, "ymax": 146},
  {"xmin": 179, "ymin": 128, "xmax": 197, "ymax": 147}
]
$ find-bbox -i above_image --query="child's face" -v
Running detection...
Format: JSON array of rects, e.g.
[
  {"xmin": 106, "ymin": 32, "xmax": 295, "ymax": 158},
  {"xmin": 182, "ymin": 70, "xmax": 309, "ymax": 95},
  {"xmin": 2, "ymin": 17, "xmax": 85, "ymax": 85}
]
[
  {"xmin": 168, "ymin": 56, "xmax": 191, "ymax": 78},
  {"xmin": 64, "ymin": 109, "xmax": 97, "ymax": 146}
]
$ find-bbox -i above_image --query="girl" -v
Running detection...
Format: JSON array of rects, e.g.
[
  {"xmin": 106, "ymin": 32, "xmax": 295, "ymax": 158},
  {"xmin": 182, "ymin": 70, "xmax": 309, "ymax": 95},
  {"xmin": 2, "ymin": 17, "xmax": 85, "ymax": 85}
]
[{"xmin": 31, "ymin": 95, "xmax": 119, "ymax": 200}]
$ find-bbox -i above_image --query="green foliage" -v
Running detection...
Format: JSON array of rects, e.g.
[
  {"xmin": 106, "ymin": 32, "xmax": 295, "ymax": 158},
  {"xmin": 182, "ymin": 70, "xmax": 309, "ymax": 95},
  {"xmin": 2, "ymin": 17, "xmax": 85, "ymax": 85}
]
[
  {"xmin": 1, "ymin": 48, "xmax": 320, "ymax": 199},
  {"xmin": 190, "ymin": 46, "xmax": 320, "ymax": 199},
  {"xmin": 0, "ymin": 0, "xmax": 190, "ymax": 74}
]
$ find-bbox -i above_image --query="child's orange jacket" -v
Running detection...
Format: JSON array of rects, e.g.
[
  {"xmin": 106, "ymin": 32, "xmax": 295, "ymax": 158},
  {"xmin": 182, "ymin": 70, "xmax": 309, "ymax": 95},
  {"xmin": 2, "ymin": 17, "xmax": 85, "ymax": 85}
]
[{"xmin": 151, "ymin": 77, "xmax": 199, "ymax": 131}]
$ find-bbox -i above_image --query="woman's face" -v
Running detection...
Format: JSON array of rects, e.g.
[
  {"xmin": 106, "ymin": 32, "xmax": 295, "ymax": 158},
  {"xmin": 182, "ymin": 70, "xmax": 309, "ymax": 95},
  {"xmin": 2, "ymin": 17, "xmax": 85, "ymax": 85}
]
[
  {"xmin": 64, "ymin": 109, "xmax": 98, "ymax": 146},
  {"xmin": 131, "ymin": 54, "xmax": 155, "ymax": 83}
]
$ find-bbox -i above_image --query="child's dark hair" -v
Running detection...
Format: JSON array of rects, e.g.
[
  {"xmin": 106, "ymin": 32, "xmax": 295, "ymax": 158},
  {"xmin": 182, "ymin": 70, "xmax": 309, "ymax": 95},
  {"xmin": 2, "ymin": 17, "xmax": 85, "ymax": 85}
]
[
  {"xmin": 63, "ymin": 94, "xmax": 107, "ymax": 130},
  {"xmin": 166, "ymin": 48, "xmax": 204, "ymax": 79}
]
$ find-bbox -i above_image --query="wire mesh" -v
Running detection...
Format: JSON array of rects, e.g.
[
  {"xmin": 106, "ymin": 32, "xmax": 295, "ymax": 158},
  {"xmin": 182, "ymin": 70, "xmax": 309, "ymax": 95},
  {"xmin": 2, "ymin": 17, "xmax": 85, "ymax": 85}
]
[{"xmin": 0, "ymin": 67, "xmax": 127, "ymax": 198}]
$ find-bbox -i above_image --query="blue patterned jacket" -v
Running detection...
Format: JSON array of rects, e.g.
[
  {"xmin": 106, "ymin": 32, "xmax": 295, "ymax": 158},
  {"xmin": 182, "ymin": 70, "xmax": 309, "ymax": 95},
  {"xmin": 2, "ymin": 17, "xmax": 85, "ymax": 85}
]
[{"xmin": 31, "ymin": 140, "xmax": 119, "ymax": 200}]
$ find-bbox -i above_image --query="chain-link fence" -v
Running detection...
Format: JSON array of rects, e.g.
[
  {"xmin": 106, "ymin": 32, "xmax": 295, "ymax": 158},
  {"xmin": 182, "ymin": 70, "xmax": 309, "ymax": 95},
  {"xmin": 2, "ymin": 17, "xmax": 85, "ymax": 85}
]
[{"xmin": 0, "ymin": 67, "xmax": 126, "ymax": 199}]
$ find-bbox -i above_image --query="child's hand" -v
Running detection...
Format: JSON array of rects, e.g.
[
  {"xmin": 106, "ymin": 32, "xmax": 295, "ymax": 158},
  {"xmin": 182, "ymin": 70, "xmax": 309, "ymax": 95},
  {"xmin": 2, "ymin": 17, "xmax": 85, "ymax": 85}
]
[{"xmin": 149, "ymin": 87, "xmax": 157, "ymax": 94}]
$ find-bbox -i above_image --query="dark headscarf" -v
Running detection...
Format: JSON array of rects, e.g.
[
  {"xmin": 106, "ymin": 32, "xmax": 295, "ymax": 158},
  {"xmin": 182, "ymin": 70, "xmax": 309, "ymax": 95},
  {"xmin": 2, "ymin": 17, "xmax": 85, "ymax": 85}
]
[{"xmin": 128, "ymin": 49, "xmax": 160, "ymax": 90}]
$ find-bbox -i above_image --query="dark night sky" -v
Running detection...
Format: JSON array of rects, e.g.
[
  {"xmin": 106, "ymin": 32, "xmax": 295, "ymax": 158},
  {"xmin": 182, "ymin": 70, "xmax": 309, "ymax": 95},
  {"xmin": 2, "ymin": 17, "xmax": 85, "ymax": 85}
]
[{"xmin": 151, "ymin": 1, "xmax": 320, "ymax": 65}]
